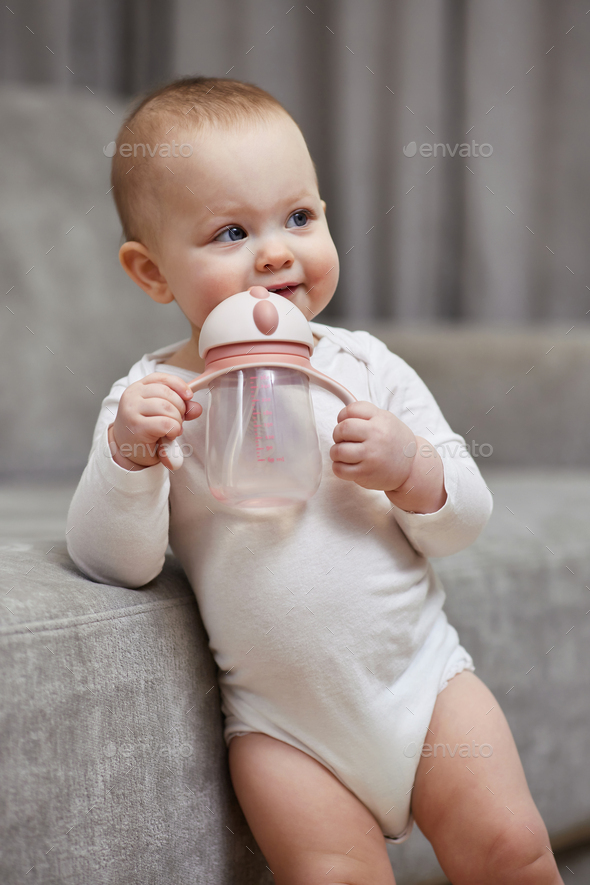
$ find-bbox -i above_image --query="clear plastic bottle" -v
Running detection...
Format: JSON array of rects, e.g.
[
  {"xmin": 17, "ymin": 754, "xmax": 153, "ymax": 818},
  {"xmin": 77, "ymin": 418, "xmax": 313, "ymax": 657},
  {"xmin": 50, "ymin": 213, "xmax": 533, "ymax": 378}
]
[{"xmin": 205, "ymin": 366, "xmax": 323, "ymax": 508}]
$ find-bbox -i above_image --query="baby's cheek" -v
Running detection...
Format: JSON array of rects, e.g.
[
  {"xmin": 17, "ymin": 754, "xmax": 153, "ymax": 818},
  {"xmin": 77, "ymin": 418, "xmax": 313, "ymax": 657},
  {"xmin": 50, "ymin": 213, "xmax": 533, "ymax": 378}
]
[
  {"xmin": 191, "ymin": 272, "xmax": 242, "ymax": 325},
  {"xmin": 320, "ymin": 247, "xmax": 339, "ymax": 283},
  {"xmin": 307, "ymin": 232, "xmax": 339, "ymax": 277}
]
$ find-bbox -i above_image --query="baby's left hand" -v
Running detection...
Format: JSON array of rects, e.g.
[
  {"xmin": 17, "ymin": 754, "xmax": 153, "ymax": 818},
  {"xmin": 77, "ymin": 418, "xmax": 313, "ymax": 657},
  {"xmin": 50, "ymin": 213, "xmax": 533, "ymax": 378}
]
[{"xmin": 330, "ymin": 402, "xmax": 416, "ymax": 492}]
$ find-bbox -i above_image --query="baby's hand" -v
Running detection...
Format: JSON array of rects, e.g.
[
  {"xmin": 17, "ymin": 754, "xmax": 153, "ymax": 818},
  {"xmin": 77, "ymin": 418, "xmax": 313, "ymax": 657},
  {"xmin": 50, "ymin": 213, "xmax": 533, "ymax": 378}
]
[
  {"xmin": 108, "ymin": 372, "xmax": 202, "ymax": 471},
  {"xmin": 330, "ymin": 402, "xmax": 416, "ymax": 492}
]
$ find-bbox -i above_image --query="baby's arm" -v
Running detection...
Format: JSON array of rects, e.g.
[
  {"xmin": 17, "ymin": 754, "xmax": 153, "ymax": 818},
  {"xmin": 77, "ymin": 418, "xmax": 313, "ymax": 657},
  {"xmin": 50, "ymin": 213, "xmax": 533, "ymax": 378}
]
[
  {"xmin": 66, "ymin": 373, "xmax": 200, "ymax": 588},
  {"xmin": 330, "ymin": 338, "xmax": 493, "ymax": 557}
]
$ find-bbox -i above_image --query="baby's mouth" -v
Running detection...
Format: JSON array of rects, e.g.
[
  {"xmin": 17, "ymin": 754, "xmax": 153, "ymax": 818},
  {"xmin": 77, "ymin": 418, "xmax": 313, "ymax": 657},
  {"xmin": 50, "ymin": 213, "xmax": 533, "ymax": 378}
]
[{"xmin": 267, "ymin": 283, "xmax": 300, "ymax": 298}]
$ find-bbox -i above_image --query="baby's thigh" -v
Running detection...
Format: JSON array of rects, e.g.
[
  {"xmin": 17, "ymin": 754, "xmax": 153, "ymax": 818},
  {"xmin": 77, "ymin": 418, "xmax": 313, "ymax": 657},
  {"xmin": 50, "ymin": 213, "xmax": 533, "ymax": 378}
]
[
  {"xmin": 412, "ymin": 670, "xmax": 562, "ymax": 885},
  {"xmin": 228, "ymin": 732, "xmax": 395, "ymax": 885}
]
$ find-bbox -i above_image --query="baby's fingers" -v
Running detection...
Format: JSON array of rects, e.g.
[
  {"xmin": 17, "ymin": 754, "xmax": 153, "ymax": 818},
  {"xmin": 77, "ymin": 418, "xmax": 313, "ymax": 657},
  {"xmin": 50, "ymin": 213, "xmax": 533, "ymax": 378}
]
[
  {"xmin": 140, "ymin": 381, "xmax": 190, "ymax": 419},
  {"xmin": 153, "ymin": 417, "xmax": 185, "ymax": 471},
  {"xmin": 132, "ymin": 414, "xmax": 183, "ymax": 443},
  {"xmin": 138, "ymin": 396, "xmax": 186, "ymax": 428},
  {"xmin": 331, "ymin": 459, "xmax": 363, "ymax": 482},
  {"xmin": 336, "ymin": 401, "xmax": 378, "ymax": 423},
  {"xmin": 330, "ymin": 441, "xmax": 364, "ymax": 464},
  {"xmin": 183, "ymin": 399, "xmax": 203, "ymax": 421},
  {"xmin": 157, "ymin": 437, "xmax": 184, "ymax": 471},
  {"xmin": 332, "ymin": 417, "xmax": 369, "ymax": 444},
  {"xmin": 143, "ymin": 372, "xmax": 194, "ymax": 405}
]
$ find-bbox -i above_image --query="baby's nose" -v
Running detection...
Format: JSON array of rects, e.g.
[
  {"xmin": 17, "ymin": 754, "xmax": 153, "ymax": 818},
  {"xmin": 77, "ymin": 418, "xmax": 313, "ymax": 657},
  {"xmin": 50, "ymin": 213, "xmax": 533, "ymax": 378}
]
[{"xmin": 255, "ymin": 238, "xmax": 294, "ymax": 271}]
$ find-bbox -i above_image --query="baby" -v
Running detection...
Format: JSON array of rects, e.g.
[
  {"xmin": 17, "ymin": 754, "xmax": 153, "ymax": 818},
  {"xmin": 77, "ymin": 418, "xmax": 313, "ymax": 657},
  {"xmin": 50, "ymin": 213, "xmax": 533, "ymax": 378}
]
[{"xmin": 67, "ymin": 77, "xmax": 562, "ymax": 884}]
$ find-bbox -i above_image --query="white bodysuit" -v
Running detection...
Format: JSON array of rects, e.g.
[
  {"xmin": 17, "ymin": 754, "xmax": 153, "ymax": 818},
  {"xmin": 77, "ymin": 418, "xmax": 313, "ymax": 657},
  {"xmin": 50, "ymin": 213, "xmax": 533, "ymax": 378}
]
[{"xmin": 66, "ymin": 322, "xmax": 493, "ymax": 843}]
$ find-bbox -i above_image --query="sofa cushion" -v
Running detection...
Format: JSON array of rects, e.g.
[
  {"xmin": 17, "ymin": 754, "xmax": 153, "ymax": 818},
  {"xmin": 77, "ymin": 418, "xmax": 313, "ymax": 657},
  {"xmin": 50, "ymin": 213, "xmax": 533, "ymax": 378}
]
[
  {"xmin": 438, "ymin": 468, "xmax": 590, "ymax": 834},
  {"xmin": 362, "ymin": 324, "xmax": 590, "ymax": 469}
]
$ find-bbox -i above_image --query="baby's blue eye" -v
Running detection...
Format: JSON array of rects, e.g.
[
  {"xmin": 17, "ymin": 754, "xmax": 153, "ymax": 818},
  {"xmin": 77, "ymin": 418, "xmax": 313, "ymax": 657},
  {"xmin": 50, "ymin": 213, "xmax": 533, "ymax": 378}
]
[
  {"xmin": 287, "ymin": 211, "xmax": 310, "ymax": 228},
  {"xmin": 216, "ymin": 226, "xmax": 246, "ymax": 242}
]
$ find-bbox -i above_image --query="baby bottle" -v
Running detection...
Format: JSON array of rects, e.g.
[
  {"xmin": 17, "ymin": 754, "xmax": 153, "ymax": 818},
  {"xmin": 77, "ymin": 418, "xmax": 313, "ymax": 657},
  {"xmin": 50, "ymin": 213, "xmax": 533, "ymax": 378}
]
[{"xmin": 186, "ymin": 287, "xmax": 356, "ymax": 509}]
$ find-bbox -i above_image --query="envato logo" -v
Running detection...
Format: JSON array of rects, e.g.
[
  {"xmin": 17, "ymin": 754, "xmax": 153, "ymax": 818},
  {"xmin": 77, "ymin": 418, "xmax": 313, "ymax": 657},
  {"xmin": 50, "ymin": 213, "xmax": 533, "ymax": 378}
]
[
  {"xmin": 403, "ymin": 741, "xmax": 493, "ymax": 758},
  {"xmin": 103, "ymin": 738, "xmax": 194, "ymax": 759},
  {"xmin": 103, "ymin": 140, "xmax": 194, "ymax": 158},
  {"xmin": 403, "ymin": 140, "xmax": 493, "ymax": 158},
  {"xmin": 104, "ymin": 441, "xmax": 193, "ymax": 460},
  {"xmin": 403, "ymin": 440, "xmax": 493, "ymax": 458}
]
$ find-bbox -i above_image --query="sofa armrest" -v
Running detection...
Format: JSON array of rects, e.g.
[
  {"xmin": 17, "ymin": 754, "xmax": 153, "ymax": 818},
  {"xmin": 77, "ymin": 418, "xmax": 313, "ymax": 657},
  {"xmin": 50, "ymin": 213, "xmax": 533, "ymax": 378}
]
[{"xmin": 0, "ymin": 540, "xmax": 272, "ymax": 885}]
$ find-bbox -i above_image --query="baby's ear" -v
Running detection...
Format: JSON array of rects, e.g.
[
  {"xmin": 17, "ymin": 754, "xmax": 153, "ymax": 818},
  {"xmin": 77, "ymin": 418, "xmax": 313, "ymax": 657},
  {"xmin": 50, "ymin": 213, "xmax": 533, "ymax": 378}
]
[
  {"xmin": 321, "ymin": 199, "xmax": 327, "ymax": 213},
  {"xmin": 118, "ymin": 241, "xmax": 174, "ymax": 304}
]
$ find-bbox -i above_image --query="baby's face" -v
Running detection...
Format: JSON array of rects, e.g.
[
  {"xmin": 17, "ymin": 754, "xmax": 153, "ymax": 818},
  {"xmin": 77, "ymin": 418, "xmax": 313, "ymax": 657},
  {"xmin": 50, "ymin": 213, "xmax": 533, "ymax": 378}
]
[{"xmin": 148, "ymin": 114, "xmax": 340, "ymax": 334}]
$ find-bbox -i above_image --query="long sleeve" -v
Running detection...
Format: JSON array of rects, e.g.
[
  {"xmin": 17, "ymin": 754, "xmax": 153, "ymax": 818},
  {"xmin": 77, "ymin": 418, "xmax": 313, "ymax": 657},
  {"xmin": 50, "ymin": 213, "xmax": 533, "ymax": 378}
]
[
  {"xmin": 66, "ymin": 377, "xmax": 171, "ymax": 589},
  {"xmin": 371, "ymin": 338, "xmax": 493, "ymax": 556},
  {"xmin": 387, "ymin": 452, "xmax": 493, "ymax": 559},
  {"xmin": 342, "ymin": 329, "xmax": 494, "ymax": 559}
]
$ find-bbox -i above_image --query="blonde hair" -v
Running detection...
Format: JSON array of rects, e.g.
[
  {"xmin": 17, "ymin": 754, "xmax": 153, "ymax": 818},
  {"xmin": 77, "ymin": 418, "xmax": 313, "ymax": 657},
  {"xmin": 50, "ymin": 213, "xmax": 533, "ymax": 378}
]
[{"xmin": 111, "ymin": 76, "xmax": 293, "ymax": 245}]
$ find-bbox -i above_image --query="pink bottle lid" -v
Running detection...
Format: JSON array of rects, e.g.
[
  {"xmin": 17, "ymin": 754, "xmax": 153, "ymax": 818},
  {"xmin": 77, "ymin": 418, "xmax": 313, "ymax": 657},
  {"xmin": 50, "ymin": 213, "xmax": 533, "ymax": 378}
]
[{"xmin": 188, "ymin": 289, "xmax": 356, "ymax": 405}]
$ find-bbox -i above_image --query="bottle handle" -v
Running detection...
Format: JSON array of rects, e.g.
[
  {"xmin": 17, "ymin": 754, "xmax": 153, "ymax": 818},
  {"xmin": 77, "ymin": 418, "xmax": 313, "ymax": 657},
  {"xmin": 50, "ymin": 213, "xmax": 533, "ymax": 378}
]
[
  {"xmin": 188, "ymin": 361, "xmax": 356, "ymax": 405},
  {"xmin": 300, "ymin": 366, "xmax": 356, "ymax": 405}
]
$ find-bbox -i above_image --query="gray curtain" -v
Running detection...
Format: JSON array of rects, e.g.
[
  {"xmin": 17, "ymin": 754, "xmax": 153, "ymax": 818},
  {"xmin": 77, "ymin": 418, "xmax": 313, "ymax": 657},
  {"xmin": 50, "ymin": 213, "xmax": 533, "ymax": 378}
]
[
  {"xmin": 174, "ymin": 0, "xmax": 590, "ymax": 325},
  {"xmin": 0, "ymin": 0, "xmax": 172, "ymax": 96},
  {"xmin": 2, "ymin": 0, "xmax": 588, "ymax": 324}
]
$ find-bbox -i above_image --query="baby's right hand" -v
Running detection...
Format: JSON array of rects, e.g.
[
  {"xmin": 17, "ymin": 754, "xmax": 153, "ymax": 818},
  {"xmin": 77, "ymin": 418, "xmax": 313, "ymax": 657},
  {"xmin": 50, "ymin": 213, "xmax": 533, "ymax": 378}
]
[{"xmin": 108, "ymin": 372, "xmax": 202, "ymax": 471}]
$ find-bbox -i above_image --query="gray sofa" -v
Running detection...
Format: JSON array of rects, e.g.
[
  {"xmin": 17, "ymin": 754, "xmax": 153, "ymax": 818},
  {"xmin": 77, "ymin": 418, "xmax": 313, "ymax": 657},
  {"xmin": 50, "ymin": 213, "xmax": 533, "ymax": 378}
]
[
  {"xmin": 3, "ymin": 459, "xmax": 590, "ymax": 885},
  {"xmin": 2, "ymin": 84, "xmax": 590, "ymax": 884}
]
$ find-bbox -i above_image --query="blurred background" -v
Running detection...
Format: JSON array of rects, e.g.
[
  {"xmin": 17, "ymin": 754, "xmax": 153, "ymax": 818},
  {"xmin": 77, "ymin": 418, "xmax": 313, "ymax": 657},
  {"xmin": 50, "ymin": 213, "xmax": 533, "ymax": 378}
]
[
  {"xmin": 1, "ymin": 0, "xmax": 590, "ymax": 481},
  {"xmin": 1, "ymin": 4, "xmax": 590, "ymax": 882},
  {"xmin": 2, "ymin": 0, "xmax": 590, "ymax": 484}
]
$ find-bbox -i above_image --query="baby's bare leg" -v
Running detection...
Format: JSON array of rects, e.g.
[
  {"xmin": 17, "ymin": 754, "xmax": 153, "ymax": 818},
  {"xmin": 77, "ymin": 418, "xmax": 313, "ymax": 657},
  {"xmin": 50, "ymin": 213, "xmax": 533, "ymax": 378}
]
[
  {"xmin": 228, "ymin": 732, "xmax": 395, "ymax": 885},
  {"xmin": 412, "ymin": 670, "xmax": 563, "ymax": 885}
]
